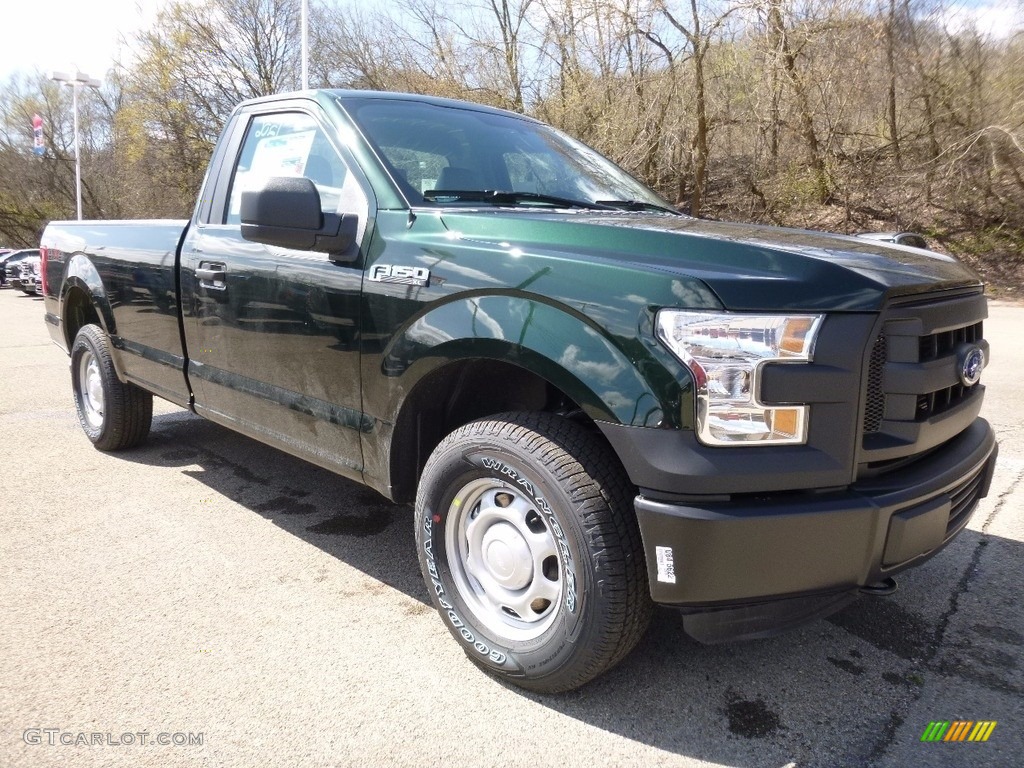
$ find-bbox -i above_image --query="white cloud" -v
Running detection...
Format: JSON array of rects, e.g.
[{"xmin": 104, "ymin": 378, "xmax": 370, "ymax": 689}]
[
  {"xmin": 0, "ymin": 0, "xmax": 161, "ymax": 81},
  {"xmin": 942, "ymin": 1, "xmax": 1024, "ymax": 40}
]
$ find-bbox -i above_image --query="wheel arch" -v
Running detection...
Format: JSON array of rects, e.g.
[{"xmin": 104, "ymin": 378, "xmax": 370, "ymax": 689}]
[
  {"xmin": 386, "ymin": 355, "xmax": 635, "ymax": 504},
  {"xmin": 381, "ymin": 293, "xmax": 669, "ymax": 417},
  {"xmin": 378, "ymin": 295, "xmax": 671, "ymax": 502},
  {"xmin": 60, "ymin": 253, "xmax": 116, "ymax": 346}
]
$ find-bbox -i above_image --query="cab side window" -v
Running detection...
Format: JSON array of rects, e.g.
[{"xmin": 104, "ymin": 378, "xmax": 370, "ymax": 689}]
[{"xmin": 225, "ymin": 112, "xmax": 364, "ymax": 225}]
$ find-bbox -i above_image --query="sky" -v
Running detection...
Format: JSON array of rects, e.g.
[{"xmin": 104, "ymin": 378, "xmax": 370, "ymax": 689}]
[
  {"xmin": 943, "ymin": 0, "xmax": 1024, "ymax": 35},
  {"xmin": 0, "ymin": 0, "xmax": 1021, "ymax": 83},
  {"xmin": 0, "ymin": 0, "xmax": 159, "ymax": 82}
]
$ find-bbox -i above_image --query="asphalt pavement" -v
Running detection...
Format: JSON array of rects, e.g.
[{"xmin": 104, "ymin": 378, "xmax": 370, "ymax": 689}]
[{"xmin": 1, "ymin": 287, "xmax": 1021, "ymax": 768}]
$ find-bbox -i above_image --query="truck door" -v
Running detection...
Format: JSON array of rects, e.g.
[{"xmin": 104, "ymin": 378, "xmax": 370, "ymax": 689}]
[{"xmin": 181, "ymin": 107, "xmax": 371, "ymax": 482}]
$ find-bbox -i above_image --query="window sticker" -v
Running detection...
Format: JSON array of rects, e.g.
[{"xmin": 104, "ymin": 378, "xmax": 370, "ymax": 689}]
[
  {"xmin": 229, "ymin": 128, "xmax": 316, "ymax": 218},
  {"xmin": 250, "ymin": 129, "xmax": 316, "ymax": 177}
]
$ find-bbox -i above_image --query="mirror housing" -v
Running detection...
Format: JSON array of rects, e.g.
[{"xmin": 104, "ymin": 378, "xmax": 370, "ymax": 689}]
[{"xmin": 240, "ymin": 176, "xmax": 359, "ymax": 261}]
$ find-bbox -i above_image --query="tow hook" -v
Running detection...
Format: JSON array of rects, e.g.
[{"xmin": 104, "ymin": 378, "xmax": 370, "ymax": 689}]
[{"xmin": 860, "ymin": 577, "xmax": 898, "ymax": 596}]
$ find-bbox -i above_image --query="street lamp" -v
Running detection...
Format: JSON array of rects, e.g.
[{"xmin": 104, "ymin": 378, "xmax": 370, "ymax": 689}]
[
  {"xmin": 49, "ymin": 70, "xmax": 101, "ymax": 221},
  {"xmin": 301, "ymin": 0, "xmax": 309, "ymax": 90}
]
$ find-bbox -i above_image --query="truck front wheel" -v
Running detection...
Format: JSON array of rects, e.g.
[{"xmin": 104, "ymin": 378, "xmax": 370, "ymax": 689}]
[
  {"xmin": 70, "ymin": 324, "xmax": 153, "ymax": 451},
  {"xmin": 415, "ymin": 412, "xmax": 652, "ymax": 692}
]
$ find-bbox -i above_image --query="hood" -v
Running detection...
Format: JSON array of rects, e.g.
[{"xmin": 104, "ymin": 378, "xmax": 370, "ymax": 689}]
[{"xmin": 434, "ymin": 210, "xmax": 983, "ymax": 311}]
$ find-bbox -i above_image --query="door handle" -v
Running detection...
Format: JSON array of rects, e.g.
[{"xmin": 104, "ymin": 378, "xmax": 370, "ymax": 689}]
[{"xmin": 196, "ymin": 263, "xmax": 226, "ymax": 290}]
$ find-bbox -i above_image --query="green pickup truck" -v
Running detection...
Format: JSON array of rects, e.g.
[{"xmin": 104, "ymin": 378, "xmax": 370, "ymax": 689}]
[{"xmin": 40, "ymin": 90, "xmax": 997, "ymax": 692}]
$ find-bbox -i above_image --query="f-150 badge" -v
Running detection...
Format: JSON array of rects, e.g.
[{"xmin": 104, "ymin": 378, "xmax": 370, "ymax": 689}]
[{"xmin": 368, "ymin": 264, "xmax": 430, "ymax": 287}]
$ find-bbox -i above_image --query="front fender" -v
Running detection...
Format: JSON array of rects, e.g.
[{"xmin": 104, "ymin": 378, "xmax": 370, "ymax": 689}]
[{"xmin": 382, "ymin": 294, "xmax": 678, "ymax": 427}]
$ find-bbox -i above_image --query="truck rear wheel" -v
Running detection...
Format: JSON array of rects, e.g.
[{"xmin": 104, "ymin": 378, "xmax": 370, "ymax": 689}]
[
  {"xmin": 71, "ymin": 324, "xmax": 153, "ymax": 451},
  {"xmin": 415, "ymin": 412, "xmax": 651, "ymax": 692}
]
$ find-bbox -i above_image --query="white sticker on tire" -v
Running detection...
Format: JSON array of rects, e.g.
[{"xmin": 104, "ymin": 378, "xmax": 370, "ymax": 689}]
[{"xmin": 656, "ymin": 545, "xmax": 676, "ymax": 584}]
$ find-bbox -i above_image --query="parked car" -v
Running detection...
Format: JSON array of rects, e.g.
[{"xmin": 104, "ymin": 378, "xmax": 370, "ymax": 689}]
[
  {"xmin": 15, "ymin": 255, "xmax": 42, "ymax": 294},
  {"xmin": 1, "ymin": 248, "xmax": 23, "ymax": 285},
  {"xmin": 855, "ymin": 231, "xmax": 929, "ymax": 249},
  {"xmin": 2, "ymin": 249, "xmax": 40, "ymax": 290}
]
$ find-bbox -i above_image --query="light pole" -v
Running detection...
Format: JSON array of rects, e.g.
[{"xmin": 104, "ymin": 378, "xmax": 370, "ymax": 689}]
[
  {"xmin": 301, "ymin": 0, "xmax": 309, "ymax": 90},
  {"xmin": 49, "ymin": 70, "xmax": 101, "ymax": 221}
]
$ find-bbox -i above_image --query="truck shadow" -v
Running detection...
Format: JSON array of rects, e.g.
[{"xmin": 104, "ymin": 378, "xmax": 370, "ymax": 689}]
[
  {"xmin": 119, "ymin": 409, "xmax": 1023, "ymax": 767},
  {"xmin": 125, "ymin": 409, "xmax": 428, "ymax": 607}
]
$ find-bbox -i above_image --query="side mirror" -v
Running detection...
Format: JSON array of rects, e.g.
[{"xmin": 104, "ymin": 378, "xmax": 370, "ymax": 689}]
[
  {"xmin": 896, "ymin": 234, "xmax": 928, "ymax": 249},
  {"xmin": 240, "ymin": 176, "xmax": 359, "ymax": 261}
]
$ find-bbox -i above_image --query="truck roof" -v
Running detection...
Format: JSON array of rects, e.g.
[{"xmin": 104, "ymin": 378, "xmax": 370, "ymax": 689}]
[{"xmin": 236, "ymin": 89, "xmax": 540, "ymax": 123}]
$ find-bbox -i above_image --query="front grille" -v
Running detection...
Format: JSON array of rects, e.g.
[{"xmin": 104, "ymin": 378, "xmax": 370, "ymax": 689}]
[
  {"xmin": 862, "ymin": 324, "xmax": 983, "ymax": 433},
  {"xmin": 864, "ymin": 334, "xmax": 887, "ymax": 434},
  {"xmin": 919, "ymin": 322, "xmax": 983, "ymax": 362},
  {"xmin": 914, "ymin": 320, "xmax": 984, "ymax": 421},
  {"xmin": 859, "ymin": 289, "xmax": 988, "ymax": 469},
  {"xmin": 917, "ymin": 384, "xmax": 971, "ymax": 420}
]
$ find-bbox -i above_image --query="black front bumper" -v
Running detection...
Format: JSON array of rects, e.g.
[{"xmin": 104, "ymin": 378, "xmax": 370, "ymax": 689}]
[{"xmin": 632, "ymin": 419, "xmax": 996, "ymax": 638}]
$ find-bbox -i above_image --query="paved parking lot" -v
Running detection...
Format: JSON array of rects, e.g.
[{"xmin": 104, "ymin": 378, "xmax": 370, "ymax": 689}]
[{"xmin": 1, "ymin": 286, "xmax": 1021, "ymax": 767}]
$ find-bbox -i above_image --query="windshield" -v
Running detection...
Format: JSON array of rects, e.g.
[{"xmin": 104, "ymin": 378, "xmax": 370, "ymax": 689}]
[{"xmin": 341, "ymin": 97, "xmax": 674, "ymax": 212}]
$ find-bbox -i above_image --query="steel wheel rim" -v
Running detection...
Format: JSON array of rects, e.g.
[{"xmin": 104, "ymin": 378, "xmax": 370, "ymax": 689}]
[
  {"xmin": 445, "ymin": 477, "xmax": 563, "ymax": 642},
  {"xmin": 78, "ymin": 350, "xmax": 105, "ymax": 429}
]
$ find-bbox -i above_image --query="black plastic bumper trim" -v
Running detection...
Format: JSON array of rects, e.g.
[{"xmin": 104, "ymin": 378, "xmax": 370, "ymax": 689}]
[
  {"xmin": 634, "ymin": 418, "xmax": 996, "ymax": 607},
  {"xmin": 680, "ymin": 590, "xmax": 858, "ymax": 644}
]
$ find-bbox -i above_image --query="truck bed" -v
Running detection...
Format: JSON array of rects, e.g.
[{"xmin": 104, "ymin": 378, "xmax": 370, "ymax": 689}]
[{"xmin": 42, "ymin": 220, "xmax": 190, "ymax": 406}]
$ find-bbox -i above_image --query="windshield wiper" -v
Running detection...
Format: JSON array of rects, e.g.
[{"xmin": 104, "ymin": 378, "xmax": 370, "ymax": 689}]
[
  {"xmin": 423, "ymin": 189, "xmax": 613, "ymax": 210},
  {"xmin": 595, "ymin": 199, "xmax": 681, "ymax": 214}
]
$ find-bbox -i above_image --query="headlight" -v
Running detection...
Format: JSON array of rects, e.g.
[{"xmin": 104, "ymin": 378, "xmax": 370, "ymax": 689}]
[{"xmin": 655, "ymin": 311, "xmax": 824, "ymax": 446}]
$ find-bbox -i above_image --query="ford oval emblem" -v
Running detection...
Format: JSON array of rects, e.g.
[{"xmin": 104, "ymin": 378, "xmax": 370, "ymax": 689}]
[{"xmin": 959, "ymin": 345, "xmax": 985, "ymax": 387}]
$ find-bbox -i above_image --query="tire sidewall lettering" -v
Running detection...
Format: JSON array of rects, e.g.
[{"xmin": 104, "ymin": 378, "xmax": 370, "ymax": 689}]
[
  {"xmin": 420, "ymin": 501, "xmax": 511, "ymax": 668},
  {"xmin": 473, "ymin": 454, "xmax": 579, "ymax": 617},
  {"xmin": 71, "ymin": 333, "xmax": 104, "ymax": 441},
  {"xmin": 417, "ymin": 448, "xmax": 587, "ymax": 676}
]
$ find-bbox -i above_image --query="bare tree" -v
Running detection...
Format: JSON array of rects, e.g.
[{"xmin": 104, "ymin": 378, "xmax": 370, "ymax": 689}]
[
  {"xmin": 0, "ymin": 72, "xmax": 109, "ymax": 241},
  {"xmin": 0, "ymin": 0, "xmax": 1020, "ymax": 284},
  {"xmin": 652, "ymin": 0, "xmax": 741, "ymax": 213}
]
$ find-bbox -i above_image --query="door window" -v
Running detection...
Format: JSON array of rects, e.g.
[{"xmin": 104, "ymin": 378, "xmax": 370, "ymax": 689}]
[{"xmin": 225, "ymin": 112, "xmax": 364, "ymax": 224}]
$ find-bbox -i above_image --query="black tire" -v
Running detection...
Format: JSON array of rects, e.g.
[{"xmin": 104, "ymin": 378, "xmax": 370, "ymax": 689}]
[
  {"xmin": 70, "ymin": 324, "xmax": 153, "ymax": 451},
  {"xmin": 415, "ymin": 412, "xmax": 652, "ymax": 693}
]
